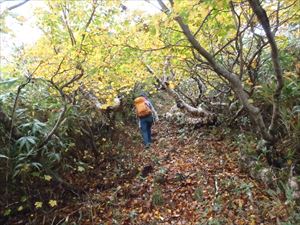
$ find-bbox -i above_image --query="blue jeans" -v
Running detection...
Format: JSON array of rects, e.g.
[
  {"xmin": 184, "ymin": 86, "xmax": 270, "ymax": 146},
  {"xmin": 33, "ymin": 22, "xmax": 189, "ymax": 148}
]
[{"xmin": 140, "ymin": 115, "xmax": 153, "ymax": 146}]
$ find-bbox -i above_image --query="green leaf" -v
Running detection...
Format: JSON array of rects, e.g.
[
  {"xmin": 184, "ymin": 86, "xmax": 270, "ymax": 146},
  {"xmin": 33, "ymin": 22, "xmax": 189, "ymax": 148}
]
[
  {"xmin": 16, "ymin": 136, "xmax": 37, "ymax": 151},
  {"xmin": 21, "ymin": 196, "xmax": 27, "ymax": 202},
  {"xmin": 77, "ymin": 166, "xmax": 85, "ymax": 172},
  {"xmin": 0, "ymin": 154, "xmax": 9, "ymax": 159},
  {"xmin": 31, "ymin": 162, "xmax": 43, "ymax": 171},
  {"xmin": 149, "ymin": 25, "xmax": 156, "ymax": 35},
  {"xmin": 292, "ymin": 105, "xmax": 300, "ymax": 114},
  {"xmin": 16, "ymin": 108, "xmax": 27, "ymax": 118},
  {"xmin": 3, "ymin": 208, "xmax": 11, "ymax": 216},
  {"xmin": 0, "ymin": 93, "xmax": 12, "ymax": 103},
  {"xmin": 32, "ymin": 119, "xmax": 46, "ymax": 135},
  {"xmin": 0, "ymin": 78, "xmax": 18, "ymax": 88},
  {"xmin": 248, "ymin": 98, "xmax": 254, "ymax": 104}
]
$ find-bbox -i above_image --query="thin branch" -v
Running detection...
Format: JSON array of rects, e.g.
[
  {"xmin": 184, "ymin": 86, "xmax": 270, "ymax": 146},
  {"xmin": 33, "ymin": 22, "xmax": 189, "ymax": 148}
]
[
  {"xmin": 124, "ymin": 37, "xmax": 188, "ymax": 52},
  {"xmin": 274, "ymin": 0, "xmax": 280, "ymax": 34},
  {"xmin": 230, "ymin": 1, "xmax": 244, "ymax": 78},
  {"xmin": 79, "ymin": 1, "xmax": 98, "ymax": 52},
  {"xmin": 6, "ymin": 0, "xmax": 30, "ymax": 11},
  {"xmin": 157, "ymin": 0, "xmax": 171, "ymax": 14},
  {"xmin": 194, "ymin": 9, "xmax": 213, "ymax": 37},
  {"xmin": 144, "ymin": 0, "xmax": 163, "ymax": 12},
  {"xmin": 212, "ymin": 22, "xmax": 250, "ymax": 58},
  {"xmin": 124, "ymin": 43, "xmax": 172, "ymax": 52},
  {"xmin": 37, "ymin": 80, "xmax": 67, "ymax": 149},
  {"xmin": 176, "ymin": 88, "xmax": 197, "ymax": 107},
  {"xmin": 143, "ymin": 57, "xmax": 214, "ymax": 118},
  {"xmin": 61, "ymin": 2, "xmax": 76, "ymax": 46},
  {"xmin": 9, "ymin": 61, "xmax": 43, "ymax": 141},
  {"xmin": 60, "ymin": 64, "xmax": 84, "ymax": 89},
  {"xmin": 51, "ymin": 56, "xmax": 66, "ymax": 83}
]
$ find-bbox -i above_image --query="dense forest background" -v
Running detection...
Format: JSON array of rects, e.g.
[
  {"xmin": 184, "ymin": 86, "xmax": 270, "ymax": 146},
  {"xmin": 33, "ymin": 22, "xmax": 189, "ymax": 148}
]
[{"xmin": 0, "ymin": 0, "xmax": 300, "ymax": 224}]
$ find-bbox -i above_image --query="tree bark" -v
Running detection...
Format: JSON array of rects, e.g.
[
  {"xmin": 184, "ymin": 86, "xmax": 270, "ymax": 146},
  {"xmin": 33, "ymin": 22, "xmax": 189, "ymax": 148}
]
[{"xmin": 248, "ymin": 0, "xmax": 284, "ymax": 136}]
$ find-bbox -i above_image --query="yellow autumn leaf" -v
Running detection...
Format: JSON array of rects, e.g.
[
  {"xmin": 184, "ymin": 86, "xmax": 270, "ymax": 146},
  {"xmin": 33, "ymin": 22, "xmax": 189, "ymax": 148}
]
[
  {"xmin": 250, "ymin": 215, "xmax": 256, "ymax": 225},
  {"xmin": 49, "ymin": 200, "xmax": 57, "ymax": 207},
  {"xmin": 248, "ymin": 98, "xmax": 254, "ymax": 104},
  {"xmin": 100, "ymin": 104, "xmax": 108, "ymax": 110},
  {"xmin": 34, "ymin": 201, "xmax": 43, "ymax": 208},
  {"xmin": 44, "ymin": 175, "xmax": 52, "ymax": 181},
  {"xmin": 168, "ymin": 82, "xmax": 175, "ymax": 89}
]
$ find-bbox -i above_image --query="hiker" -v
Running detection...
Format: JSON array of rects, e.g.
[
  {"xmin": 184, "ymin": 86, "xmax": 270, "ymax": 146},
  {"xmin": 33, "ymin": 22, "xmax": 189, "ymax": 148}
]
[{"xmin": 134, "ymin": 93, "xmax": 158, "ymax": 148}]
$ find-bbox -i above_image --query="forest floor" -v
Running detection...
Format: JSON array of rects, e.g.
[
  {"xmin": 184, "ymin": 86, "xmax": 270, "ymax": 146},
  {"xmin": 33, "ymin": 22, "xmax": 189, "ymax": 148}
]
[{"xmin": 43, "ymin": 119, "xmax": 292, "ymax": 225}]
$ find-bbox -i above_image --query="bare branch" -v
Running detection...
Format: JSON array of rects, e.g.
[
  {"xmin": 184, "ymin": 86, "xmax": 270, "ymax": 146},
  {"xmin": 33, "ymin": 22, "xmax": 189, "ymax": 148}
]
[
  {"xmin": 157, "ymin": 0, "xmax": 171, "ymax": 14},
  {"xmin": 60, "ymin": 64, "xmax": 84, "ymax": 90},
  {"xmin": 6, "ymin": 0, "xmax": 30, "ymax": 11},
  {"xmin": 79, "ymin": 1, "xmax": 98, "ymax": 52},
  {"xmin": 51, "ymin": 56, "xmax": 66, "ymax": 83},
  {"xmin": 230, "ymin": 1, "xmax": 244, "ymax": 78},
  {"xmin": 168, "ymin": 0, "xmax": 174, "ymax": 7},
  {"xmin": 37, "ymin": 80, "xmax": 67, "ymax": 149},
  {"xmin": 194, "ymin": 9, "xmax": 213, "ymax": 37},
  {"xmin": 9, "ymin": 61, "xmax": 43, "ymax": 141},
  {"xmin": 61, "ymin": 2, "xmax": 76, "ymax": 46},
  {"xmin": 212, "ymin": 22, "xmax": 250, "ymax": 58}
]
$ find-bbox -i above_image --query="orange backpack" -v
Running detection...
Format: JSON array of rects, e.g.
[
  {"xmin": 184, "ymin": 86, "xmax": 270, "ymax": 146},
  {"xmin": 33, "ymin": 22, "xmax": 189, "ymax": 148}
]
[{"xmin": 134, "ymin": 97, "xmax": 152, "ymax": 118}]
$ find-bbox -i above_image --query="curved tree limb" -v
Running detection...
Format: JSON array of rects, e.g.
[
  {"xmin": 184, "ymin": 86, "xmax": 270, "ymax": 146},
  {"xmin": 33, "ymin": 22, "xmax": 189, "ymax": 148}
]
[
  {"xmin": 9, "ymin": 61, "xmax": 43, "ymax": 141},
  {"xmin": 61, "ymin": 2, "xmax": 76, "ymax": 46},
  {"xmin": 3, "ymin": 0, "xmax": 30, "ymax": 11},
  {"xmin": 37, "ymin": 80, "xmax": 67, "ymax": 149},
  {"xmin": 163, "ymin": 82, "xmax": 213, "ymax": 117},
  {"xmin": 248, "ymin": 0, "xmax": 284, "ymax": 136},
  {"xmin": 9, "ymin": 78, "xmax": 31, "ymax": 142}
]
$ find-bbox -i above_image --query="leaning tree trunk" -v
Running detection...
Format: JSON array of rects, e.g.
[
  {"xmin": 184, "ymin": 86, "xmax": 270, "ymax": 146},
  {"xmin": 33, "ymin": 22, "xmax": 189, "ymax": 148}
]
[
  {"xmin": 156, "ymin": 0, "xmax": 274, "ymax": 141},
  {"xmin": 174, "ymin": 16, "xmax": 274, "ymax": 143},
  {"xmin": 248, "ymin": 0, "xmax": 284, "ymax": 136}
]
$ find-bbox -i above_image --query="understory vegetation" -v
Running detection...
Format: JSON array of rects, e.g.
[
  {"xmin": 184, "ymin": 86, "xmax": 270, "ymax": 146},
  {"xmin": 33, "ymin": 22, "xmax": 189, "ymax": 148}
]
[{"xmin": 0, "ymin": 0, "xmax": 300, "ymax": 224}]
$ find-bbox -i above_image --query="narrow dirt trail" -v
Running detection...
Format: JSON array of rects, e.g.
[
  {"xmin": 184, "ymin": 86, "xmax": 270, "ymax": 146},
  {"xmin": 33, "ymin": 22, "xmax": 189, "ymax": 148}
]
[{"xmin": 78, "ymin": 119, "xmax": 283, "ymax": 225}]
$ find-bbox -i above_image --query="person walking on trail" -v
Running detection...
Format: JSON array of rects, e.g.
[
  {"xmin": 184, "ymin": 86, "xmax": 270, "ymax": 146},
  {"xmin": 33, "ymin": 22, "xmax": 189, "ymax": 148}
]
[{"xmin": 134, "ymin": 93, "xmax": 158, "ymax": 149}]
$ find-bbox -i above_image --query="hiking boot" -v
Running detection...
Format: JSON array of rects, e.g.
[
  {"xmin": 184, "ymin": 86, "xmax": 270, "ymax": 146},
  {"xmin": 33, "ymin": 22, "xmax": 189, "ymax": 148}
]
[{"xmin": 145, "ymin": 143, "xmax": 151, "ymax": 149}]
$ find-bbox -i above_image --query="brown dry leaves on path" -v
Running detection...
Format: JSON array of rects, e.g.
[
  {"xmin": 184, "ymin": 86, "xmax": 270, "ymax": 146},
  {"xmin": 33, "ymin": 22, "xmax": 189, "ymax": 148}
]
[{"xmin": 54, "ymin": 120, "xmax": 290, "ymax": 225}]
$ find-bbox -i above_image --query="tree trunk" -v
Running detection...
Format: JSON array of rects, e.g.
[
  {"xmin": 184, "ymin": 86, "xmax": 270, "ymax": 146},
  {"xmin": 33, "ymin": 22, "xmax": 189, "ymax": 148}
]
[
  {"xmin": 248, "ymin": 0, "xmax": 284, "ymax": 136},
  {"xmin": 174, "ymin": 16, "xmax": 274, "ymax": 142}
]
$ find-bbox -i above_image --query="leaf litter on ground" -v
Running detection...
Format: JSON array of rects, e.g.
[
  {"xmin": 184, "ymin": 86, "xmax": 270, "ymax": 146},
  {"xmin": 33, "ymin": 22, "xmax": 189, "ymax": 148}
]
[{"xmin": 26, "ymin": 120, "xmax": 293, "ymax": 225}]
